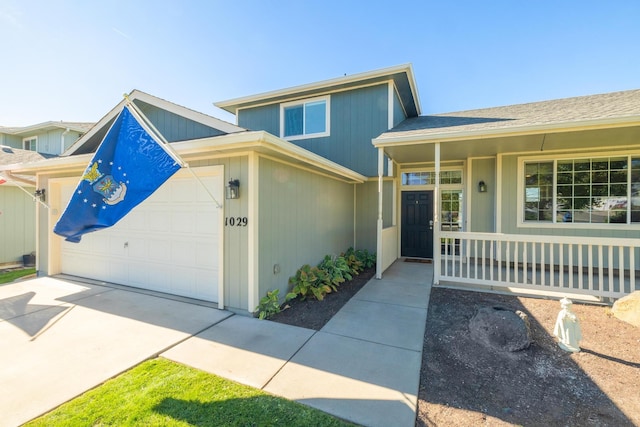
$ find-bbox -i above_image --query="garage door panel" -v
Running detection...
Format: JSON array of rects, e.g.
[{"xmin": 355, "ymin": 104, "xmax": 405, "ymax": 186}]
[
  {"xmin": 172, "ymin": 211, "xmax": 196, "ymax": 234},
  {"xmin": 171, "ymin": 180, "xmax": 196, "ymax": 202},
  {"xmin": 147, "ymin": 239, "xmax": 172, "ymax": 262},
  {"xmin": 59, "ymin": 167, "xmax": 223, "ymax": 303},
  {"xmin": 196, "ymin": 241, "xmax": 217, "ymax": 268}
]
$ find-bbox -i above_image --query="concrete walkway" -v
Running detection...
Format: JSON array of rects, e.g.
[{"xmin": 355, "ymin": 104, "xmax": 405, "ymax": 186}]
[
  {"xmin": 164, "ymin": 260, "xmax": 433, "ymax": 427},
  {"xmin": 1, "ymin": 260, "xmax": 432, "ymax": 427}
]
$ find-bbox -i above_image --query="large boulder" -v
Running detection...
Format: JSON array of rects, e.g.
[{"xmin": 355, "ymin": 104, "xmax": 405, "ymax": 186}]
[
  {"xmin": 469, "ymin": 306, "xmax": 531, "ymax": 352},
  {"xmin": 612, "ymin": 291, "xmax": 640, "ymax": 328}
]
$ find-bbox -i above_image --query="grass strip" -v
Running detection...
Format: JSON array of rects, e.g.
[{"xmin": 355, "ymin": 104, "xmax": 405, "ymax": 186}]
[
  {"xmin": 0, "ymin": 268, "xmax": 36, "ymax": 284},
  {"xmin": 25, "ymin": 358, "xmax": 353, "ymax": 426}
]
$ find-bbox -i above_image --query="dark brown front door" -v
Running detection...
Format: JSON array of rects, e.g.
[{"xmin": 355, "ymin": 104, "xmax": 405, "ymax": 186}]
[{"xmin": 401, "ymin": 191, "xmax": 433, "ymax": 258}]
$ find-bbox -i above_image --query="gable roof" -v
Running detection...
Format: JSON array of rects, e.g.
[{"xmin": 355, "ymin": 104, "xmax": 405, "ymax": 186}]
[
  {"xmin": 65, "ymin": 90, "xmax": 246, "ymax": 156},
  {"xmin": 376, "ymin": 89, "xmax": 640, "ymax": 144},
  {"xmin": 0, "ymin": 122, "xmax": 94, "ymax": 136},
  {"xmin": 215, "ymin": 64, "xmax": 421, "ymax": 117}
]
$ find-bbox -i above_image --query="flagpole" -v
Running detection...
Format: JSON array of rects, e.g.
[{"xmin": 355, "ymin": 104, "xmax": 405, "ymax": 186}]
[
  {"xmin": 0, "ymin": 172, "xmax": 50, "ymax": 209},
  {"xmin": 123, "ymin": 95, "xmax": 223, "ymax": 209}
]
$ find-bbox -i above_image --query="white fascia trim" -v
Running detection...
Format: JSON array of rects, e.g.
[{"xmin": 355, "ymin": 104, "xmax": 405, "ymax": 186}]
[
  {"xmin": 216, "ymin": 63, "xmax": 417, "ymax": 112},
  {"xmin": 373, "ymin": 115, "xmax": 640, "ymax": 147},
  {"xmin": 10, "ymin": 122, "xmax": 90, "ymax": 135}
]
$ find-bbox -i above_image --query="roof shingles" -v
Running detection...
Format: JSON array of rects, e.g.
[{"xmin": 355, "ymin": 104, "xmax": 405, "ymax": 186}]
[{"xmin": 380, "ymin": 89, "xmax": 640, "ymax": 140}]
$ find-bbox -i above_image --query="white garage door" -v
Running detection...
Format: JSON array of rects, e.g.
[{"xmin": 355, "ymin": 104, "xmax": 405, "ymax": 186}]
[{"xmin": 58, "ymin": 166, "xmax": 223, "ymax": 302}]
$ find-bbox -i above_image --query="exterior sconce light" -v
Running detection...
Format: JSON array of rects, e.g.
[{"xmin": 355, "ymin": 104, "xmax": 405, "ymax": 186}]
[
  {"xmin": 478, "ymin": 181, "xmax": 487, "ymax": 193},
  {"xmin": 34, "ymin": 188, "xmax": 46, "ymax": 202},
  {"xmin": 226, "ymin": 179, "xmax": 240, "ymax": 199}
]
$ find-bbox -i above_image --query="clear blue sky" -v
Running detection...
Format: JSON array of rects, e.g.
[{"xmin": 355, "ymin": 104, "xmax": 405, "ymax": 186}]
[{"xmin": 1, "ymin": 0, "xmax": 639, "ymax": 126}]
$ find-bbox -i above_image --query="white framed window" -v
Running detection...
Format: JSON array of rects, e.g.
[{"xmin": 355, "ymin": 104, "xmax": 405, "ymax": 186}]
[
  {"xmin": 520, "ymin": 154, "xmax": 640, "ymax": 226},
  {"xmin": 280, "ymin": 95, "xmax": 330, "ymax": 140},
  {"xmin": 401, "ymin": 169, "xmax": 463, "ymax": 186},
  {"xmin": 23, "ymin": 136, "xmax": 37, "ymax": 151}
]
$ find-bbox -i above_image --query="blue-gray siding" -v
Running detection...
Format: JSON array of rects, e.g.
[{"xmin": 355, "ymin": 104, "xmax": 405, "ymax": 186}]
[
  {"xmin": 237, "ymin": 84, "xmax": 391, "ymax": 177},
  {"xmin": 136, "ymin": 100, "xmax": 227, "ymax": 142},
  {"xmin": 393, "ymin": 90, "xmax": 406, "ymax": 127}
]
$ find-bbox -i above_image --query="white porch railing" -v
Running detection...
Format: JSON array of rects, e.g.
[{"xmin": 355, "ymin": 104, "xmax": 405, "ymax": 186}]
[{"xmin": 438, "ymin": 231, "xmax": 640, "ymax": 300}]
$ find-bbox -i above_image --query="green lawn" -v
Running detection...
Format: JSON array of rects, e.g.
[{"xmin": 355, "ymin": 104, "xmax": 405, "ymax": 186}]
[
  {"xmin": 0, "ymin": 268, "xmax": 36, "ymax": 284},
  {"xmin": 25, "ymin": 358, "xmax": 353, "ymax": 426}
]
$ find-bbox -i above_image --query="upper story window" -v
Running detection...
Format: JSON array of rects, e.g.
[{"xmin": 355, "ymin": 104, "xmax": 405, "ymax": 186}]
[
  {"xmin": 23, "ymin": 136, "xmax": 37, "ymax": 151},
  {"xmin": 280, "ymin": 96, "xmax": 330, "ymax": 140},
  {"xmin": 523, "ymin": 155, "xmax": 640, "ymax": 225}
]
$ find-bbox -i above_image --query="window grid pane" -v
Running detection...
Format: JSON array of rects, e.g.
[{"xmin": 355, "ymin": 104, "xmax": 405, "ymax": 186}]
[{"xmin": 524, "ymin": 161, "xmax": 554, "ymax": 222}]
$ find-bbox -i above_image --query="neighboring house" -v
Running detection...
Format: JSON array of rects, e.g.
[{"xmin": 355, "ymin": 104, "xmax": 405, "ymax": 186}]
[
  {"xmin": 0, "ymin": 146, "xmax": 53, "ymax": 266},
  {"xmin": 4, "ymin": 65, "xmax": 639, "ymax": 311},
  {"xmin": 0, "ymin": 121, "xmax": 93, "ymax": 156},
  {"xmin": 0, "ymin": 122, "xmax": 91, "ymax": 265}
]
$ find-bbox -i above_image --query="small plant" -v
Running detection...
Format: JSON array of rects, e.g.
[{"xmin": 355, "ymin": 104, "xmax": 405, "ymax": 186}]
[
  {"xmin": 341, "ymin": 247, "xmax": 364, "ymax": 275},
  {"xmin": 288, "ymin": 264, "xmax": 335, "ymax": 301},
  {"xmin": 318, "ymin": 255, "xmax": 352, "ymax": 286},
  {"xmin": 255, "ymin": 289, "xmax": 295, "ymax": 320},
  {"xmin": 355, "ymin": 249, "xmax": 376, "ymax": 269}
]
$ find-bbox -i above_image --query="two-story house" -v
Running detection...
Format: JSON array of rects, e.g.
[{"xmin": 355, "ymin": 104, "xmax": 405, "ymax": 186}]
[{"xmin": 4, "ymin": 64, "xmax": 639, "ymax": 314}]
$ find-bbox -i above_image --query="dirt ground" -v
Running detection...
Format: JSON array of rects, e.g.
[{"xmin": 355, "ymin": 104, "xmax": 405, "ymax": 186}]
[
  {"xmin": 270, "ymin": 271, "xmax": 640, "ymax": 427},
  {"xmin": 418, "ymin": 288, "xmax": 640, "ymax": 427}
]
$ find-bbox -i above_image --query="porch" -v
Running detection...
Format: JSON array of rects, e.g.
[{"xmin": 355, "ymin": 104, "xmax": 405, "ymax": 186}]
[{"xmin": 372, "ymin": 106, "xmax": 640, "ymax": 302}]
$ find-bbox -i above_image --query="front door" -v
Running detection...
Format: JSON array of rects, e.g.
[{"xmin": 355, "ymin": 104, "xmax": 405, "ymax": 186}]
[{"xmin": 401, "ymin": 191, "xmax": 434, "ymax": 258}]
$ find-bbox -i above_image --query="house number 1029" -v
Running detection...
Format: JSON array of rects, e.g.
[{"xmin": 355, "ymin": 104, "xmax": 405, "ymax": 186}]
[{"xmin": 225, "ymin": 217, "xmax": 248, "ymax": 227}]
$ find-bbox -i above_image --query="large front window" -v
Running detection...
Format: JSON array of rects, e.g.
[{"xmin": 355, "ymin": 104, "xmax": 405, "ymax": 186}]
[
  {"xmin": 524, "ymin": 155, "xmax": 640, "ymax": 225},
  {"xmin": 280, "ymin": 96, "xmax": 329, "ymax": 140}
]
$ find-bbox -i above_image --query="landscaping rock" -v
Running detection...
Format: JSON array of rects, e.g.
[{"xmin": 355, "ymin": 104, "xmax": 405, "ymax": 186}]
[
  {"xmin": 469, "ymin": 306, "xmax": 531, "ymax": 352},
  {"xmin": 611, "ymin": 291, "xmax": 640, "ymax": 328}
]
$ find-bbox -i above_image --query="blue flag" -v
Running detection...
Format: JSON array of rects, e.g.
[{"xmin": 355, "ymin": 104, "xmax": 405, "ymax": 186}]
[{"xmin": 54, "ymin": 105, "xmax": 181, "ymax": 242}]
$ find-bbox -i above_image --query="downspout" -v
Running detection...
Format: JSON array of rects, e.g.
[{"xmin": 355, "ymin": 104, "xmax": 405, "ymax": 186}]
[{"xmin": 60, "ymin": 128, "xmax": 70, "ymax": 154}]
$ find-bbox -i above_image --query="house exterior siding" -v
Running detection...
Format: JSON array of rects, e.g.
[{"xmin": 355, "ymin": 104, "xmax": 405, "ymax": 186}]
[
  {"xmin": 355, "ymin": 179, "xmax": 394, "ymax": 253},
  {"xmin": 257, "ymin": 156, "xmax": 355, "ymax": 302},
  {"xmin": 191, "ymin": 156, "xmax": 250, "ymax": 311},
  {"xmin": 469, "ymin": 157, "xmax": 496, "ymax": 233},
  {"xmin": 0, "ymin": 186, "xmax": 35, "ymax": 264},
  {"xmin": 237, "ymin": 84, "xmax": 391, "ymax": 177},
  {"xmin": 137, "ymin": 100, "xmax": 227, "ymax": 142},
  {"xmin": 393, "ymin": 90, "xmax": 406, "ymax": 127}
]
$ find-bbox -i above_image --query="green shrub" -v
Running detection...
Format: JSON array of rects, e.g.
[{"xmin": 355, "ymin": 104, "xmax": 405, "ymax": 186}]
[
  {"xmin": 355, "ymin": 249, "xmax": 376, "ymax": 269},
  {"xmin": 318, "ymin": 255, "xmax": 352, "ymax": 285},
  {"xmin": 255, "ymin": 289, "xmax": 295, "ymax": 320},
  {"xmin": 288, "ymin": 264, "xmax": 336, "ymax": 301},
  {"xmin": 341, "ymin": 247, "xmax": 364, "ymax": 275}
]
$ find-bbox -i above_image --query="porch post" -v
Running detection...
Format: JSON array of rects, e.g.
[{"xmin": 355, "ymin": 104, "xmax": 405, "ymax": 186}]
[
  {"xmin": 433, "ymin": 142, "xmax": 441, "ymax": 284},
  {"xmin": 376, "ymin": 147, "xmax": 384, "ymax": 279}
]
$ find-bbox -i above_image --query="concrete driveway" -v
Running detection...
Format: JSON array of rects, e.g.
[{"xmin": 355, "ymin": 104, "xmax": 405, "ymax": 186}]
[{"xmin": 0, "ymin": 276, "xmax": 231, "ymax": 427}]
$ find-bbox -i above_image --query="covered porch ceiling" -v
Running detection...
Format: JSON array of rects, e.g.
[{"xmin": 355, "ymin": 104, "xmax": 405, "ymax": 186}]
[{"xmin": 377, "ymin": 125, "xmax": 640, "ymax": 165}]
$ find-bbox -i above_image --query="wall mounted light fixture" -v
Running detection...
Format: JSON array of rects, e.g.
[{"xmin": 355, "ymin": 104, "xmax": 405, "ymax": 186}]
[
  {"xmin": 478, "ymin": 180, "xmax": 487, "ymax": 193},
  {"xmin": 226, "ymin": 179, "xmax": 240, "ymax": 199},
  {"xmin": 34, "ymin": 188, "xmax": 46, "ymax": 202}
]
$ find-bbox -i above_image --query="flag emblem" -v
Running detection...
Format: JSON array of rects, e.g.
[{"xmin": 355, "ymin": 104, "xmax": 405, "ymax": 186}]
[{"xmin": 53, "ymin": 105, "xmax": 181, "ymax": 242}]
